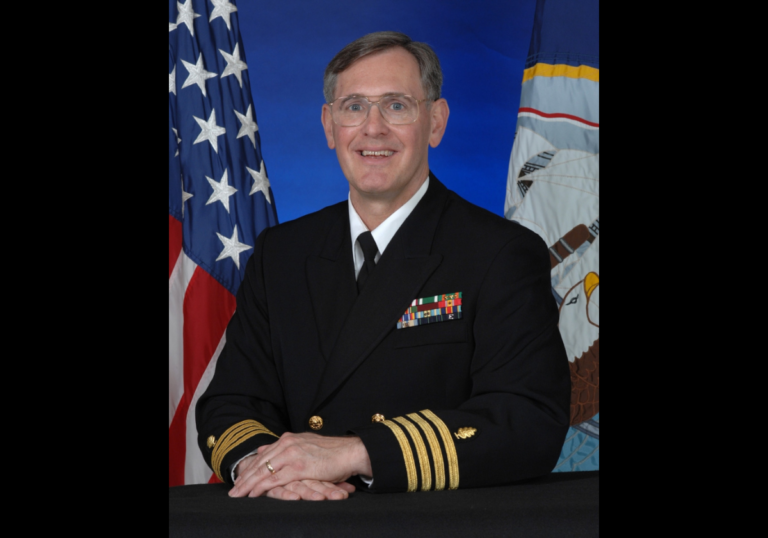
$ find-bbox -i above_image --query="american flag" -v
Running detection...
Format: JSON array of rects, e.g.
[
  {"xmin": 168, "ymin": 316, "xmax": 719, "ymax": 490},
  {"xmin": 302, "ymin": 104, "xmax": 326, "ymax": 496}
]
[{"xmin": 169, "ymin": 0, "xmax": 278, "ymax": 486}]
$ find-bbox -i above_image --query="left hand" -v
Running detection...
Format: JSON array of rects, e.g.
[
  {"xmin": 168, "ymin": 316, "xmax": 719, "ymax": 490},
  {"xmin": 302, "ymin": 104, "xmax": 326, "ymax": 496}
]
[
  {"xmin": 264, "ymin": 479, "xmax": 357, "ymax": 501},
  {"xmin": 228, "ymin": 432, "xmax": 372, "ymax": 498}
]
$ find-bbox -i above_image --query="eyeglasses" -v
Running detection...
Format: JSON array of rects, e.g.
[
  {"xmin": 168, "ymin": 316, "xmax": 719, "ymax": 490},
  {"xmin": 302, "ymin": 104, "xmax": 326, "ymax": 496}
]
[{"xmin": 328, "ymin": 94, "xmax": 428, "ymax": 127}]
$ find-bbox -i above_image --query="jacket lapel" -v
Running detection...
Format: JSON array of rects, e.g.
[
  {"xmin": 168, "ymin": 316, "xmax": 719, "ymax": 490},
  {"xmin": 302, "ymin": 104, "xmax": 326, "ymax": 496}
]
[
  {"xmin": 310, "ymin": 174, "xmax": 449, "ymax": 411},
  {"xmin": 306, "ymin": 206, "xmax": 358, "ymax": 362}
]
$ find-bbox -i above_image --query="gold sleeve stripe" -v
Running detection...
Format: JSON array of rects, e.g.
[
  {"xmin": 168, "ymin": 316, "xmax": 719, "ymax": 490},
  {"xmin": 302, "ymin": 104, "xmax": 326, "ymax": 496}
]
[
  {"xmin": 212, "ymin": 427, "xmax": 274, "ymax": 481},
  {"xmin": 381, "ymin": 419, "xmax": 417, "ymax": 492},
  {"xmin": 393, "ymin": 416, "xmax": 431, "ymax": 491},
  {"xmin": 212, "ymin": 427, "xmax": 276, "ymax": 482},
  {"xmin": 420, "ymin": 410, "xmax": 459, "ymax": 490},
  {"xmin": 212, "ymin": 420, "xmax": 277, "ymax": 467},
  {"xmin": 213, "ymin": 419, "xmax": 277, "ymax": 465},
  {"xmin": 407, "ymin": 412, "xmax": 445, "ymax": 491},
  {"xmin": 211, "ymin": 420, "xmax": 278, "ymax": 482}
]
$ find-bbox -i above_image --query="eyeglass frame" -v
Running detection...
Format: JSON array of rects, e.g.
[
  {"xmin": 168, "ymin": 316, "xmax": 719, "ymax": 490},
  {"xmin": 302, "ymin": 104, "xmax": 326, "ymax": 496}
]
[{"xmin": 327, "ymin": 93, "xmax": 431, "ymax": 127}]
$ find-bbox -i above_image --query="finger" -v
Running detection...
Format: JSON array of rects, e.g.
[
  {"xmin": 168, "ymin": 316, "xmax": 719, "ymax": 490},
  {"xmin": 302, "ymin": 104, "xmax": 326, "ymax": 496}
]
[
  {"xmin": 231, "ymin": 456, "xmax": 289, "ymax": 497},
  {"xmin": 303, "ymin": 479, "xmax": 349, "ymax": 500},
  {"xmin": 242, "ymin": 457, "xmax": 301, "ymax": 498},
  {"xmin": 265, "ymin": 486, "xmax": 300, "ymax": 501},
  {"xmin": 234, "ymin": 446, "xmax": 286, "ymax": 490},
  {"xmin": 284, "ymin": 480, "xmax": 327, "ymax": 501},
  {"xmin": 247, "ymin": 470, "xmax": 295, "ymax": 498},
  {"xmin": 332, "ymin": 481, "xmax": 357, "ymax": 493},
  {"xmin": 239, "ymin": 435, "xmax": 294, "ymax": 483},
  {"xmin": 235, "ymin": 453, "xmax": 270, "ymax": 484}
]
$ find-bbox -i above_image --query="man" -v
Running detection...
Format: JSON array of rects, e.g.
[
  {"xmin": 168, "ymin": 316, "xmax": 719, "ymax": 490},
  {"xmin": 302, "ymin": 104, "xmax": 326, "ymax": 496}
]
[{"xmin": 196, "ymin": 31, "xmax": 571, "ymax": 501}]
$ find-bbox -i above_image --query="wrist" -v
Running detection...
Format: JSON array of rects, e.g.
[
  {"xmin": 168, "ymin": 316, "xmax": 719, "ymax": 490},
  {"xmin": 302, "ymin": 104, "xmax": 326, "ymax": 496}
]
[{"xmin": 348, "ymin": 436, "xmax": 372, "ymax": 477}]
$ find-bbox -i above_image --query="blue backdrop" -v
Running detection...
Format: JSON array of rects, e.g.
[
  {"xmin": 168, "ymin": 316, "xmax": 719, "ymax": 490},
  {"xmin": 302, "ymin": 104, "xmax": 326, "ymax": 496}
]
[{"xmin": 235, "ymin": 0, "xmax": 537, "ymax": 223}]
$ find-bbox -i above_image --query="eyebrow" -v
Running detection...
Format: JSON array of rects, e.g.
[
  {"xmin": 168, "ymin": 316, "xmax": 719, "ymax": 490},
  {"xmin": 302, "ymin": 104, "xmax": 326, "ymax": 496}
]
[{"xmin": 342, "ymin": 92, "xmax": 406, "ymax": 99}]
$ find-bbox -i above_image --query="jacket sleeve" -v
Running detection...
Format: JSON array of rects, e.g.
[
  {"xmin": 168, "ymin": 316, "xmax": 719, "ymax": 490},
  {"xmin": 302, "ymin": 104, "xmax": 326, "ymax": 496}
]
[
  {"xmin": 195, "ymin": 228, "xmax": 287, "ymax": 484},
  {"xmin": 350, "ymin": 229, "xmax": 571, "ymax": 492}
]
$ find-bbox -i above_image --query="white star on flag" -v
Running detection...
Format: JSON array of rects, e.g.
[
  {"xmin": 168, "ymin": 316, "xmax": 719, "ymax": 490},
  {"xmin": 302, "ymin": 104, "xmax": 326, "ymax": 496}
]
[
  {"xmin": 215, "ymin": 225, "xmax": 252, "ymax": 269},
  {"xmin": 169, "ymin": 22, "xmax": 177, "ymax": 32},
  {"xmin": 234, "ymin": 104, "xmax": 258, "ymax": 148},
  {"xmin": 181, "ymin": 54, "xmax": 217, "ymax": 97},
  {"xmin": 169, "ymin": 66, "xmax": 176, "ymax": 95},
  {"xmin": 247, "ymin": 160, "xmax": 271, "ymax": 203},
  {"xmin": 193, "ymin": 109, "xmax": 226, "ymax": 153},
  {"xmin": 219, "ymin": 44, "xmax": 248, "ymax": 88},
  {"xmin": 205, "ymin": 169, "xmax": 238, "ymax": 213},
  {"xmin": 181, "ymin": 177, "xmax": 193, "ymax": 217},
  {"xmin": 172, "ymin": 128, "xmax": 181, "ymax": 156},
  {"xmin": 209, "ymin": 0, "xmax": 238, "ymax": 30},
  {"xmin": 176, "ymin": 0, "xmax": 201, "ymax": 36}
]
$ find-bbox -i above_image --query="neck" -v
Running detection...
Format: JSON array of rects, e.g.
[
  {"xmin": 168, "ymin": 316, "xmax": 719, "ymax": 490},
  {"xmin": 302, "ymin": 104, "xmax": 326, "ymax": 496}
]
[{"xmin": 350, "ymin": 176, "xmax": 427, "ymax": 230}]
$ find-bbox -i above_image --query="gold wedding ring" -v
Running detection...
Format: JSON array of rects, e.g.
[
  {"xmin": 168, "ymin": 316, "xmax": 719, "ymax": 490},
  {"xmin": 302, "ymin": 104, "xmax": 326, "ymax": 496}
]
[{"xmin": 265, "ymin": 461, "xmax": 276, "ymax": 474}]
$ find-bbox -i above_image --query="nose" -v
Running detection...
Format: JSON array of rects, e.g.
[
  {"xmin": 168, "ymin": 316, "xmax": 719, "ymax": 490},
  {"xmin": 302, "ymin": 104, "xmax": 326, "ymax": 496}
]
[{"xmin": 362, "ymin": 102, "xmax": 389, "ymax": 135}]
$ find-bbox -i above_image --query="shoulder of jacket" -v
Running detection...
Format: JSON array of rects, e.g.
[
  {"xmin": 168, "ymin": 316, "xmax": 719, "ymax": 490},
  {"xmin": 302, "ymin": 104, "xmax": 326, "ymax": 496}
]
[
  {"xmin": 443, "ymin": 190, "xmax": 535, "ymax": 240},
  {"xmin": 264, "ymin": 200, "xmax": 349, "ymax": 254},
  {"xmin": 264, "ymin": 200, "xmax": 347, "ymax": 241}
]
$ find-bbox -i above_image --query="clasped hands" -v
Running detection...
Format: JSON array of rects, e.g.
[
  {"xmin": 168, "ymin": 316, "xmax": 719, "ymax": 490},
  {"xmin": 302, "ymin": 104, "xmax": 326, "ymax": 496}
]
[{"xmin": 228, "ymin": 432, "xmax": 372, "ymax": 501}]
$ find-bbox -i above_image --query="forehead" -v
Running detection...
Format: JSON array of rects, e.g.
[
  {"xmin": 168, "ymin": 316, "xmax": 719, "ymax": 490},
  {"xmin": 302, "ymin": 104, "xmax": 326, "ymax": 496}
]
[{"xmin": 335, "ymin": 47, "xmax": 423, "ymax": 99}]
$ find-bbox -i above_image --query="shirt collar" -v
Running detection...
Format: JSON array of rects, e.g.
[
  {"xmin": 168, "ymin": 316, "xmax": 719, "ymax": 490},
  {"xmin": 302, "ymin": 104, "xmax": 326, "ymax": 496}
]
[{"xmin": 348, "ymin": 176, "xmax": 429, "ymax": 272}]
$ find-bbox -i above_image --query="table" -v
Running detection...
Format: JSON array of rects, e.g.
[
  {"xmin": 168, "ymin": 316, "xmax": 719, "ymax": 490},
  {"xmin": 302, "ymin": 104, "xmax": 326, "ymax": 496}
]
[{"xmin": 169, "ymin": 470, "xmax": 598, "ymax": 537}]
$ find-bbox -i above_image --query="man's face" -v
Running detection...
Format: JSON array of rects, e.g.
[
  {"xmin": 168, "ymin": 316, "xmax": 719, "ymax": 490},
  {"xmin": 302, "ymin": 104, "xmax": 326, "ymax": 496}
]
[{"xmin": 321, "ymin": 47, "xmax": 449, "ymax": 208}]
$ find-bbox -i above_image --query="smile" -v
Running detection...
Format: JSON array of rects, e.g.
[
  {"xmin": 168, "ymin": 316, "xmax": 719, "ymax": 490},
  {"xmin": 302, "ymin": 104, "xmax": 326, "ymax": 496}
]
[{"xmin": 360, "ymin": 150, "xmax": 394, "ymax": 156}]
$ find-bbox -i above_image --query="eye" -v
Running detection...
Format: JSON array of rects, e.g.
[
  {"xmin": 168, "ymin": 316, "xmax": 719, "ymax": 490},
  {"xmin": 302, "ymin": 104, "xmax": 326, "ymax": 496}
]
[
  {"xmin": 341, "ymin": 98, "xmax": 367, "ymax": 113},
  {"xmin": 383, "ymin": 96, "xmax": 411, "ymax": 113}
]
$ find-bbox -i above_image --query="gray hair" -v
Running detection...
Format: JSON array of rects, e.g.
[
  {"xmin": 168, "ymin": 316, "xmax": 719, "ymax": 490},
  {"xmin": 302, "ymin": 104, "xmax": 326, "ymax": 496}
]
[{"xmin": 323, "ymin": 31, "xmax": 443, "ymax": 103}]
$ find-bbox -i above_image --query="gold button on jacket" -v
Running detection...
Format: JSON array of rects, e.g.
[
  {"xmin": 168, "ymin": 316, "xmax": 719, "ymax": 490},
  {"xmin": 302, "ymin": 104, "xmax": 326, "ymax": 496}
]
[
  {"xmin": 371, "ymin": 414, "xmax": 385, "ymax": 423},
  {"xmin": 206, "ymin": 435, "xmax": 216, "ymax": 449},
  {"xmin": 308, "ymin": 415, "xmax": 323, "ymax": 430}
]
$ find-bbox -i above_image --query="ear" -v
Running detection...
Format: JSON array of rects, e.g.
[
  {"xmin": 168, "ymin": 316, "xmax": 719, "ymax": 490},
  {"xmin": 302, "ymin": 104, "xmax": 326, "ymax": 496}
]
[
  {"xmin": 428, "ymin": 98, "xmax": 450, "ymax": 148},
  {"xmin": 321, "ymin": 104, "xmax": 336, "ymax": 149}
]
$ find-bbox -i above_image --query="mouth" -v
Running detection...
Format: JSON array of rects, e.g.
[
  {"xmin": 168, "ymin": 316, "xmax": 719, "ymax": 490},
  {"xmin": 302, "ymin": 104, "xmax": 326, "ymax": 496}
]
[{"xmin": 359, "ymin": 150, "xmax": 395, "ymax": 158}]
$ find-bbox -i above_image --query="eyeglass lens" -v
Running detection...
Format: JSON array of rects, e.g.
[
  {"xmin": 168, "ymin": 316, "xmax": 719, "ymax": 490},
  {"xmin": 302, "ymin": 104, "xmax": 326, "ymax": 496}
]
[{"xmin": 333, "ymin": 95, "xmax": 419, "ymax": 126}]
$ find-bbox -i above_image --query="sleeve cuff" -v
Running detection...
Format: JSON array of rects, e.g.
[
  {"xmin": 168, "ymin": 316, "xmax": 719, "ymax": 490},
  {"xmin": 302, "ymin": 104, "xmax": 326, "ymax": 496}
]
[
  {"xmin": 351, "ymin": 409, "xmax": 458, "ymax": 492},
  {"xmin": 209, "ymin": 420, "xmax": 278, "ymax": 482}
]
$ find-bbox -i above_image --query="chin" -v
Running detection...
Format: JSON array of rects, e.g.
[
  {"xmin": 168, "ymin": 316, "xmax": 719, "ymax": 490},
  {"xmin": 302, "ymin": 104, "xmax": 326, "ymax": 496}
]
[{"xmin": 354, "ymin": 172, "xmax": 395, "ymax": 192}]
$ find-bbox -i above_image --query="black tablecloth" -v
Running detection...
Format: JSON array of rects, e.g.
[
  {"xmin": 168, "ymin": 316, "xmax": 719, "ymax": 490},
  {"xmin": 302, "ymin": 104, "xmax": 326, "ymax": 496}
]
[{"xmin": 169, "ymin": 471, "xmax": 598, "ymax": 537}]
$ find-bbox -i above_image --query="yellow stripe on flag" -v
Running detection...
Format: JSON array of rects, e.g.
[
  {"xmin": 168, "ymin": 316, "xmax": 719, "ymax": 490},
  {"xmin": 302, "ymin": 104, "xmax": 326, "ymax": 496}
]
[{"xmin": 522, "ymin": 63, "xmax": 599, "ymax": 83}]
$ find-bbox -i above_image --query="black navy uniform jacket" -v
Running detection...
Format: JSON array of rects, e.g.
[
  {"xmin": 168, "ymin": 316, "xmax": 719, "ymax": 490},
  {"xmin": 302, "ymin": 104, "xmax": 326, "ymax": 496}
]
[{"xmin": 196, "ymin": 173, "xmax": 571, "ymax": 492}]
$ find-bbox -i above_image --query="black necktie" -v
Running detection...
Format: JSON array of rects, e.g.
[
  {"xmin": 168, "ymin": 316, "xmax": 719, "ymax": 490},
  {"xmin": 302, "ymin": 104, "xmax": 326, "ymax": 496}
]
[{"xmin": 356, "ymin": 231, "xmax": 378, "ymax": 293}]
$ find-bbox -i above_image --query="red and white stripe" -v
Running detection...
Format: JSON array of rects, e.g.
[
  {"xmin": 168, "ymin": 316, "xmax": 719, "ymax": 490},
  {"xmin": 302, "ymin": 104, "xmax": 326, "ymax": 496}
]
[
  {"xmin": 169, "ymin": 214, "xmax": 236, "ymax": 486},
  {"xmin": 518, "ymin": 107, "xmax": 599, "ymax": 130}
]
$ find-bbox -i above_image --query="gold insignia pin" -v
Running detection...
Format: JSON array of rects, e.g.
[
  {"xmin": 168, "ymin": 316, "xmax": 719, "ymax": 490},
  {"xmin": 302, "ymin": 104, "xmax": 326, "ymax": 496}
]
[
  {"xmin": 206, "ymin": 435, "xmax": 216, "ymax": 449},
  {"xmin": 453, "ymin": 427, "xmax": 477, "ymax": 440}
]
